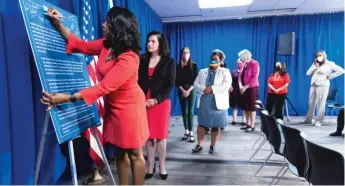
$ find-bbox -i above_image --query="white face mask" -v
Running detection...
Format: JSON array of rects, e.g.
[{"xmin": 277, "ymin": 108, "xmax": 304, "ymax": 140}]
[{"xmin": 317, "ymin": 56, "xmax": 323, "ymax": 62}]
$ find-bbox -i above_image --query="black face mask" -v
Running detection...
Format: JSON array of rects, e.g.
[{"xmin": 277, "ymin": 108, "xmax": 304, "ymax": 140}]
[{"xmin": 275, "ymin": 66, "xmax": 281, "ymax": 71}]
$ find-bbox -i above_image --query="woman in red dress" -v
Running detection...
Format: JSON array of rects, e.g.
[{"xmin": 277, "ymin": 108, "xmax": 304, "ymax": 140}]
[
  {"xmin": 41, "ymin": 7, "xmax": 149, "ymax": 185},
  {"xmin": 138, "ymin": 31, "xmax": 176, "ymax": 180}
]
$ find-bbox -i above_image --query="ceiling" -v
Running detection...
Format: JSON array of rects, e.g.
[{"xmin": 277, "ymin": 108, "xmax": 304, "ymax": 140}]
[{"xmin": 144, "ymin": 0, "xmax": 344, "ymax": 22}]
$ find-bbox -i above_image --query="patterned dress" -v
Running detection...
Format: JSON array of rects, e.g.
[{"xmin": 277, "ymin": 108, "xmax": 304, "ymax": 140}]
[{"xmin": 197, "ymin": 69, "xmax": 228, "ymax": 128}]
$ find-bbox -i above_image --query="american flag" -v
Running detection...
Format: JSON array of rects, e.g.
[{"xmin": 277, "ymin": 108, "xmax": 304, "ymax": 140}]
[{"xmin": 80, "ymin": 0, "xmax": 113, "ymax": 168}]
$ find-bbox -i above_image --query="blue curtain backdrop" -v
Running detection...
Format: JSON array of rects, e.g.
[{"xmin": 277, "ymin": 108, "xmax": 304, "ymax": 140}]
[
  {"xmin": 164, "ymin": 12, "xmax": 344, "ymax": 116},
  {"xmin": 0, "ymin": 0, "xmax": 162, "ymax": 184},
  {"xmin": 113, "ymin": 0, "xmax": 163, "ymax": 52}
]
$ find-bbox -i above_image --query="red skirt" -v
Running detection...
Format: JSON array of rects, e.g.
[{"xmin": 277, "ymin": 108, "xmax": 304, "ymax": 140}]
[{"xmin": 146, "ymin": 90, "xmax": 171, "ymax": 139}]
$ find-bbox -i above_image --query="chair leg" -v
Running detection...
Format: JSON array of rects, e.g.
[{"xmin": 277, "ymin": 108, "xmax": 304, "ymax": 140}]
[
  {"xmin": 269, "ymin": 165, "xmax": 287, "ymax": 185},
  {"xmin": 255, "ymin": 151, "xmax": 273, "ymax": 177},
  {"xmin": 252, "ymin": 134, "xmax": 263, "ymax": 150},
  {"xmin": 249, "ymin": 139, "xmax": 266, "ymax": 162},
  {"xmin": 274, "ymin": 166, "xmax": 289, "ymax": 185}
]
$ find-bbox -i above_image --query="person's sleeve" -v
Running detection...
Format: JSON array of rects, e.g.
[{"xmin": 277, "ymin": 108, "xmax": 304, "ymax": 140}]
[
  {"xmin": 328, "ymin": 62, "xmax": 345, "ymax": 80},
  {"xmin": 284, "ymin": 73, "xmax": 291, "ymax": 84},
  {"xmin": 80, "ymin": 51, "xmax": 138, "ymax": 105},
  {"xmin": 66, "ymin": 33, "xmax": 104, "ymax": 56},
  {"xmin": 249, "ymin": 63, "xmax": 259, "ymax": 83},
  {"xmin": 154, "ymin": 58, "xmax": 176, "ymax": 103},
  {"xmin": 306, "ymin": 63, "xmax": 318, "ymax": 76},
  {"xmin": 212, "ymin": 69, "xmax": 232, "ymax": 94}
]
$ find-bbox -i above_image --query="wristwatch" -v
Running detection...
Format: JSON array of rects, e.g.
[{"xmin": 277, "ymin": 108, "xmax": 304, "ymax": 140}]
[{"xmin": 70, "ymin": 94, "xmax": 77, "ymax": 102}]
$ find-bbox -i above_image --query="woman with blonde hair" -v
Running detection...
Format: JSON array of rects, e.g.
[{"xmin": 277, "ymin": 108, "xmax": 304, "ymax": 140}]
[
  {"xmin": 304, "ymin": 50, "xmax": 344, "ymax": 126},
  {"xmin": 237, "ymin": 49, "xmax": 260, "ymax": 133}
]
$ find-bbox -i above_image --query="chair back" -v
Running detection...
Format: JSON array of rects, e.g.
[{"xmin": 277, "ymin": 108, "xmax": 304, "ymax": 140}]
[
  {"xmin": 300, "ymin": 133, "xmax": 344, "ymax": 185},
  {"xmin": 280, "ymin": 125, "xmax": 308, "ymax": 178},
  {"xmin": 255, "ymin": 100, "xmax": 265, "ymax": 109},
  {"xmin": 262, "ymin": 112, "xmax": 283, "ymax": 155},
  {"xmin": 327, "ymin": 88, "xmax": 338, "ymax": 102},
  {"xmin": 259, "ymin": 110, "xmax": 269, "ymax": 139}
]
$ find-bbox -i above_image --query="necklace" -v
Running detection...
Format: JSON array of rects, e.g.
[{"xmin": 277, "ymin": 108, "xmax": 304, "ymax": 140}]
[
  {"xmin": 274, "ymin": 73, "xmax": 281, "ymax": 81},
  {"xmin": 105, "ymin": 49, "xmax": 113, "ymax": 61}
]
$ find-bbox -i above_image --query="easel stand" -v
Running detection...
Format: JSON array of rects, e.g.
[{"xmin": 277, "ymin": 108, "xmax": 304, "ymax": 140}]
[{"xmin": 34, "ymin": 111, "xmax": 116, "ymax": 185}]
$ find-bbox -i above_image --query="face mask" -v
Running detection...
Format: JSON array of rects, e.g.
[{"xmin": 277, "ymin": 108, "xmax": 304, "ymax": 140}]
[
  {"xmin": 237, "ymin": 63, "xmax": 243, "ymax": 69},
  {"xmin": 275, "ymin": 66, "xmax": 281, "ymax": 71},
  {"xmin": 209, "ymin": 60, "xmax": 219, "ymax": 69},
  {"xmin": 317, "ymin": 56, "xmax": 323, "ymax": 62}
]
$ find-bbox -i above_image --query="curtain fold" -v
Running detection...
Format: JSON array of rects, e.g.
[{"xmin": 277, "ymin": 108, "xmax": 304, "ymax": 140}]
[
  {"xmin": 164, "ymin": 12, "xmax": 344, "ymax": 116},
  {"xmin": 0, "ymin": 15, "xmax": 12, "ymax": 185}
]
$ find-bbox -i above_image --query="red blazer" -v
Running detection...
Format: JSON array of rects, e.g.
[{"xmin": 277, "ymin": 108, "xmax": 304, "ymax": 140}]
[{"xmin": 66, "ymin": 34, "xmax": 149, "ymax": 149}]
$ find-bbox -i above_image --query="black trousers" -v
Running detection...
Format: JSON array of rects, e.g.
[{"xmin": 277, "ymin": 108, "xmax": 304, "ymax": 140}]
[
  {"xmin": 336, "ymin": 108, "xmax": 344, "ymax": 133},
  {"xmin": 266, "ymin": 93, "xmax": 286, "ymax": 120}
]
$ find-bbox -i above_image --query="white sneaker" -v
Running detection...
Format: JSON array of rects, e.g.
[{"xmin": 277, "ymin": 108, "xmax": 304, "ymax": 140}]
[{"xmin": 315, "ymin": 121, "xmax": 322, "ymax": 127}]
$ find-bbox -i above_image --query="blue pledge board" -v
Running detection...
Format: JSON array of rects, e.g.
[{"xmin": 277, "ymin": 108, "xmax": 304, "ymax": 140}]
[{"xmin": 19, "ymin": 0, "xmax": 101, "ymax": 144}]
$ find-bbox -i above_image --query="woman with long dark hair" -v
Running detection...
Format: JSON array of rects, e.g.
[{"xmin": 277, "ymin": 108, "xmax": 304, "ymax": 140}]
[
  {"xmin": 138, "ymin": 31, "xmax": 176, "ymax": 180},
  {"xmin": 41, "ymin": 7, "xmax": 148, "ymax": 185},
  {"xmin": 175, "ymin": 47, "xmax": 198, "ymax": 142},
  {"xmin": 266, "ymin": 62, "xmax": 290, "ymax": 120}
]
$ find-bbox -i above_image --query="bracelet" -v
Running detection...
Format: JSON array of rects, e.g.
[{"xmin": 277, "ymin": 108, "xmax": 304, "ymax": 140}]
[{"xmin": 70, "ymin": 94, "xmax": 77, "ymax": 102}]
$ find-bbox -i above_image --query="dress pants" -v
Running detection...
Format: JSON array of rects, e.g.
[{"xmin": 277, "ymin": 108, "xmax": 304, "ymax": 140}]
[{"xmin": 305, "ymin": 85, "xmax": 329, "ymax": 123}]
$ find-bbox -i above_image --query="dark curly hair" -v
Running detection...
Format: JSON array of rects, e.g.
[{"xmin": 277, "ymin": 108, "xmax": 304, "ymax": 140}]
[
  {"xmin": 211, "ymin": 51, "xmax": 225, "ymax": 62},
  {"xmin": 145, "ymin": 31, "xmax": 170, "ymax": 57},
  {"xmin": 103, "ymin": 6, "xmax": 141, "ymax": 58}
]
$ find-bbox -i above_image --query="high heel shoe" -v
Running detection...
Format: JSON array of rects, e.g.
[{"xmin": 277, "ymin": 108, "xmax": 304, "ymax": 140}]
[
  {"xmin": 159, "ymin": 165, "xmax": 168, "ymax": 180},
  {"xmin": 160, "ymin": 173, "xmax": 168, "ymax": 180},
  {"xmin": 182, "ymin": 133, "xmax": 189, "ymax": 140},
  {"xmin": 145, "ymin": 163, "xmax": 156, "ymax": 180}
]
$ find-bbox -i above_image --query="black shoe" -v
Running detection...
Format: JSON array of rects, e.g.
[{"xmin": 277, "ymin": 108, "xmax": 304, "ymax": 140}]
[
  {"xmin": 182, "ymin": 133, "xmax": 189, "ymax": 140},
  {"xmin": 192, "ymin": 145, "xmax": 203, "ymax": 153},
  {"xmin": 145, "ymin": 163, "xmax": 156, "ymax": 179},
  {"xmin": 245, "ymin": 126, "xmax": 255, "ymax": 133},
  {"xmin": 209, "ymin": 146, "xmax": 215, "ymax": 154},
  {"xmin": 330, "ymin": 132, "xmax": 342, "ymax": 136},
  {"xmin": 159, "ymin": 164, "xmax": 168, "ymax": 180},
  {"xmin": 241, "ymin": 122, "xmax": 246, "ymax": 126},
  {"xmin": 160, "ymin": 173, "xmax": 168, "ymax": 180},
  {"xmin": 240, "ymin": 125, "xmax": 250, "ymax": 130},
  {"xmin": 231, "ymin": 121, "xmax": 236, "ymax": 125}
]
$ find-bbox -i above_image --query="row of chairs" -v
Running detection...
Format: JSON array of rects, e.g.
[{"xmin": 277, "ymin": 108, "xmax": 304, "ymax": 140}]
[{"xmin": 250, "ymin": 101, "xmax": 344, "ymax": 185}]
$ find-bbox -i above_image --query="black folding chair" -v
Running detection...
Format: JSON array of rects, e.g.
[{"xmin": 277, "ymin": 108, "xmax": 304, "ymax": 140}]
[
  {"xmin": 255, "ymin": 100, "xmax": 265, "ymax": 110},
  {"xmin": 255, "ymin": 112, "xmax": 285, "ymax": 180},
  {"xmin": 270, "ymin": 124, "xmax": 309, "ymax": 185},
  {"xmin": 301, "ymin": 133, "xmax": 344, "ymax": 185},
  {"xmin": 250, "ymin": 100, "xmax": 265, "ymax": 151},
  {"xmin": 249, "ymin": 108, "xmax": 270, "ymax": 162}
]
